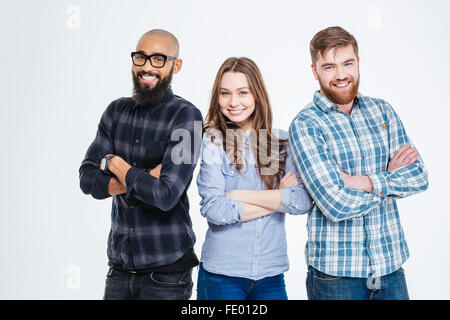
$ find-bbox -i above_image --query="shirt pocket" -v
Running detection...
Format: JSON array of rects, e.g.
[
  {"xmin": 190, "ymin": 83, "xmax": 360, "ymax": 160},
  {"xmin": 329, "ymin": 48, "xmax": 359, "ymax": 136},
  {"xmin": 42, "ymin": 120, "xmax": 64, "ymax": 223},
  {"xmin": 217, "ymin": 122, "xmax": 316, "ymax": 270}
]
[
  {"xmin": 221, "ymin": 164, "xmax": 239, "ymax": 192},
  {"xmin": 144, "ymin": 140, "xmax": 166, "ymax": 168}
]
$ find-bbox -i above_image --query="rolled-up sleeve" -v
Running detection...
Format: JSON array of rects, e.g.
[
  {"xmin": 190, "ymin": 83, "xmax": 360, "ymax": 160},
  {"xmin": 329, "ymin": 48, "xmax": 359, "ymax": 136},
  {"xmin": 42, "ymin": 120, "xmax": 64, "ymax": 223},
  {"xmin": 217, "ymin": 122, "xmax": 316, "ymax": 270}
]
[
  {"xmin": 277, "ymin": 135, "xmax": 313, "ymax": 215},
  {"xmin": 196, "ymin": 137, "xmax": 244, "ymax": 225}
]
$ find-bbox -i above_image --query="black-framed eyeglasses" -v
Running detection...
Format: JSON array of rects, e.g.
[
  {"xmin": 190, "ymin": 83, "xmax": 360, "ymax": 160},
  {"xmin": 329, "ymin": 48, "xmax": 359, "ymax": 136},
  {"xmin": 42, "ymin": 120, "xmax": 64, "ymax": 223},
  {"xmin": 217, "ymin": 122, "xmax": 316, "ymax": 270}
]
[{"xmin": 131, "ymin": 52, "xmax": 177, "ymax": 68}]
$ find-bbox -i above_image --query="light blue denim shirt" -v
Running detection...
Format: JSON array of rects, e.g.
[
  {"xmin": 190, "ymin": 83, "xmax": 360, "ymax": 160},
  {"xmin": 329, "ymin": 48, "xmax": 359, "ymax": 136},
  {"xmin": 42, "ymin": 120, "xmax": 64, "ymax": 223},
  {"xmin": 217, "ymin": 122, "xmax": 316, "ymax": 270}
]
[{"xmin": 197, "ymin": 129, "xmax": 313, "ymax": 280}]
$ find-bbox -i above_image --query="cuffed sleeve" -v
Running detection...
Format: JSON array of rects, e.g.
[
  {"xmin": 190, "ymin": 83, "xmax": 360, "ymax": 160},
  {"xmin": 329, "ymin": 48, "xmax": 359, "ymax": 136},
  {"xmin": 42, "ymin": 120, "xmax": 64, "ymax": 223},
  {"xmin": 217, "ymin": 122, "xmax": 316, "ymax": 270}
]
[
  {"xmin": 278, "ymin": 188, "xmax": 291, "ymax": 213},
  {"xmin": 368, "ymin": 172, "xmax": 389, "ymax": 197},
  {"xmin": 277, "ymin": 130, "xmax": 313, "ymax": 215},
  {"xmin": 125, "ymin": 166, "xmax": 147, "ymax": 199}
]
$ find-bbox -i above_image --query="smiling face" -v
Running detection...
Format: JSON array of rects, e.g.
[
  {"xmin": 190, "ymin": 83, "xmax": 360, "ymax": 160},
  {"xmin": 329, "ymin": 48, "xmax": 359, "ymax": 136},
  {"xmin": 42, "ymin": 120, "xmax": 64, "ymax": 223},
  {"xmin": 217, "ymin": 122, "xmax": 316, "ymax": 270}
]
[
  {"xmin": 132, "ymin": 33, "xmax": 181, "ymax": 88},
  {"xmin": 131, "ymin": 32, "xmax": 182, "ymax": 106},
  {"xmin": 312, "ymin": 44, "xmax": 360, "ymax": 108},
  {"xmin": 218, "ymin": 71, "xmax": 256, "ymax": 131}
]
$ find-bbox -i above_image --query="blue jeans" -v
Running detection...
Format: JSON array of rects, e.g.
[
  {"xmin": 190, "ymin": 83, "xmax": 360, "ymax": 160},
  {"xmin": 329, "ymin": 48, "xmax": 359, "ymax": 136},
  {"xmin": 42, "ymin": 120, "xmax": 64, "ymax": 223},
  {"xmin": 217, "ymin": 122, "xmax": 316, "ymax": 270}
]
[
  {"xmin": 197, "ymin": 264, "xmax": 288, "ymax": 300},
  {"xmin": 103, "ymin": 267, "xmax": 193, "ymax": 300},
  {"xmin": 306, "ymin": 265, "xmax": 410, "ymax": 300}
]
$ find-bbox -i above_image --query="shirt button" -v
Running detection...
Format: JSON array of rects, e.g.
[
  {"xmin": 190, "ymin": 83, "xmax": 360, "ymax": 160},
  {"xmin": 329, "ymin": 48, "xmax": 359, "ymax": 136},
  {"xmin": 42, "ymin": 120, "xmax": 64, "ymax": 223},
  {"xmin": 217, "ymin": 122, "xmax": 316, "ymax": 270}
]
[
  {"xmin": 258, "ymin": 219, "xmax": 262, "ymax": 223},
  {"xmin": 136, "ymin": 139, "xmax": 140, "ymax": 144},
  {"xmin": 230, "ymin": 170, "xmax": 234, "ymax": 174},
  {"xmin": 255, "ymin": 254, "xmax": 259, "ymax": 258},
  {"xmin": 133, "ymin": 162, "xmax": 137, "ymax": 166},
  {"xmin": 140, "ymin": 117, "xmax": 144, "ymax": 121},
  {"xmin": 295, "ymin": 205, "xmax": 299, "ymax": 209}
]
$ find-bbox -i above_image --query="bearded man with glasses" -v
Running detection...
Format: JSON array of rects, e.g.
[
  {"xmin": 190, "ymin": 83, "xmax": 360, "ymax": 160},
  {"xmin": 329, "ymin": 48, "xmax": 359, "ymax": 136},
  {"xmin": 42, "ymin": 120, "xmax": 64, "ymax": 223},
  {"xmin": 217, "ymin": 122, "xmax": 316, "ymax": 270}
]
[{"xmin": 79, "ymin": 29, "xmax": 203, "ymax": 300}]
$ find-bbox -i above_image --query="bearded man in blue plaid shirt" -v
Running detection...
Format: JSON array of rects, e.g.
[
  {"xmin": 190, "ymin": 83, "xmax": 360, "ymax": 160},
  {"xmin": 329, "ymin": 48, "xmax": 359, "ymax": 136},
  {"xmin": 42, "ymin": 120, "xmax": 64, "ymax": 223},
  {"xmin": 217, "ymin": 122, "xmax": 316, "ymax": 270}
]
[{"xmin": 289, "ymin": 26, "xmax": 429, "ymax": 300}]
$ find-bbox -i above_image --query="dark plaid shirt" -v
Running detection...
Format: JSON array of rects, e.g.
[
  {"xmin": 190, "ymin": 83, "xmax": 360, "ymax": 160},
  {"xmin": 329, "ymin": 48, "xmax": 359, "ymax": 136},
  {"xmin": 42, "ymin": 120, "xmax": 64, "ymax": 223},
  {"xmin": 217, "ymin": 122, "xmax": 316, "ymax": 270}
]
[{"xmin": 79, "ymin": 89, "xmax": 203, "ymax": 270}]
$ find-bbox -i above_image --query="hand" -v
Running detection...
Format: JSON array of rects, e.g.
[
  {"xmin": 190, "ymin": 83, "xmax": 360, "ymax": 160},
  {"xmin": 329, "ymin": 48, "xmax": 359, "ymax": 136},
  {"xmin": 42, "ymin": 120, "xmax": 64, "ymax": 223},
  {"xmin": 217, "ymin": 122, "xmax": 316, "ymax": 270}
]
[
  {"xmin": 340, "ymin": 170, "xmax": 373, "ymax": 193},
  {"xmin": 340, "ymin": 169, "xmax": 351, "ymax": 186},
  {"xmin": 103, "ymin": 154, "xmax": 131, "ymax": 186},
  {"xmin": 280, "ymin": 172, "xmax": 299, "ymax": 189},
  {"xmin": 149, "ymin": 163, "xmax": 162, "ymax": 179},
  {"xmin": 387, "ymin": 145, "xmax": 418, "ymax": 172},
  {"xmin": 104, "ymin": 154, "xmax": 123, "ymax": 170}
]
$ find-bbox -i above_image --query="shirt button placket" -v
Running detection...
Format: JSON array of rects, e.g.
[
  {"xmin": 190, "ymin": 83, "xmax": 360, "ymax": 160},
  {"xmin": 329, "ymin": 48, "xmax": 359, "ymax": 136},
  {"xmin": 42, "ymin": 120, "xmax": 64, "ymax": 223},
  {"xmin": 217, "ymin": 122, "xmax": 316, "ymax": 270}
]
[{"xmin": 252, "ymin": 218, "xmax": 263, "ymax": 277}]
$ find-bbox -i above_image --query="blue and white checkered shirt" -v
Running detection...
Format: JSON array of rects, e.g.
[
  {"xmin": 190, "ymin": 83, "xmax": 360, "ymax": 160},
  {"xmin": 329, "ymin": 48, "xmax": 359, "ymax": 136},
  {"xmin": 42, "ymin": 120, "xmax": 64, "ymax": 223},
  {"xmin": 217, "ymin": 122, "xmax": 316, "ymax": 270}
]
[{"xmin": 289, "ymin": 91, "xmax": 429, "ymax": 278}]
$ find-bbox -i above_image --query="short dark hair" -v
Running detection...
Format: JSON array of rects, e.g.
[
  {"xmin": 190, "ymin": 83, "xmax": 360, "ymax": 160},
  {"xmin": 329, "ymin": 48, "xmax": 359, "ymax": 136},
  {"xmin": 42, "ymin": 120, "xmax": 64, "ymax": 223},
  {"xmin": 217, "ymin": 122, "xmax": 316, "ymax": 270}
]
[{"xmin": 310, "ymin": 26, "xmax": 358, "ymax": 65}]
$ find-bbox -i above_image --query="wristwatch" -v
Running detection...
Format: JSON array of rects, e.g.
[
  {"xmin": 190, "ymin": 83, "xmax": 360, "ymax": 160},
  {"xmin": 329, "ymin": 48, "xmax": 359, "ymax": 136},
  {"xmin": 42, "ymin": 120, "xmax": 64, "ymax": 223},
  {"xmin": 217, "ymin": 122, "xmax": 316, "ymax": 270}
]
[{"xmin": 100, "ymin": 155, "xmax": 116, "ymax": 173}]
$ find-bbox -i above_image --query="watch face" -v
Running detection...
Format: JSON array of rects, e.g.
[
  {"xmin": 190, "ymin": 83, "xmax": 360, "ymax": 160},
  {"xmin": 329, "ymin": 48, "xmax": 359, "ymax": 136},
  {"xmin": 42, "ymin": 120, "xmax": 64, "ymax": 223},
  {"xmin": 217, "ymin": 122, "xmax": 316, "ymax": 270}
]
[{"xmin": 100, "ymin": 158, "xmax": 106, "ymax": 171}]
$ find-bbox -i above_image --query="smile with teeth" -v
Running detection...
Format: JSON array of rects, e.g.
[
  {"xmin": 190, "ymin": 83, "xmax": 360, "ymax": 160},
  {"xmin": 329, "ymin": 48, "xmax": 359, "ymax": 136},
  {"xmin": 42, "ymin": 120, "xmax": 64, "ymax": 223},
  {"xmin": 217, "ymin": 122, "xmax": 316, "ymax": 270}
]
[
  {"xmin": 141, "ymin": 75, "xmax": 157, "ymax": 81},
  {"xmin": 228, "ymin": 108, "xmax": 246, "ymax": 116},
  {"xmin": 333, "ymin": 81, "xmax": 351, "ymax": 89}
]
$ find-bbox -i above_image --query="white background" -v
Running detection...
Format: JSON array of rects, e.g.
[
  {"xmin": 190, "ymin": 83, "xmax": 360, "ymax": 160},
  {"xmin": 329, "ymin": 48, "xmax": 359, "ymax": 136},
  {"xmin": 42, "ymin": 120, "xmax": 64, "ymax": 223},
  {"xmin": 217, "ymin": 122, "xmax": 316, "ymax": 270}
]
[{"xmin": 0, "ymin": 0, "xmax": 449, "ymax": 299}]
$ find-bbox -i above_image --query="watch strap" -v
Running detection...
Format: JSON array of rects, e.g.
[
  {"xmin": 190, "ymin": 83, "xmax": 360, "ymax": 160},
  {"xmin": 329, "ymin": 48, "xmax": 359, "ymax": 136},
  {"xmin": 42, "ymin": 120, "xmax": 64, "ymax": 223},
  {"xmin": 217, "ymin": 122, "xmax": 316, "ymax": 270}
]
[{"xmin": 103, "ymin": 155, "xmax": 116, "ymax": 173}]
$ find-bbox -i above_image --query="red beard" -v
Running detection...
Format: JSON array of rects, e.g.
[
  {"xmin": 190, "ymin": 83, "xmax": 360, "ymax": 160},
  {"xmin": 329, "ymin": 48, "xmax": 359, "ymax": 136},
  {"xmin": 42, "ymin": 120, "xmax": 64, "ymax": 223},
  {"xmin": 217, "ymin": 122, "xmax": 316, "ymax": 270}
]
[{"xmin": 319, "ymin": 76, "xmax": 360, "ymax": 105}]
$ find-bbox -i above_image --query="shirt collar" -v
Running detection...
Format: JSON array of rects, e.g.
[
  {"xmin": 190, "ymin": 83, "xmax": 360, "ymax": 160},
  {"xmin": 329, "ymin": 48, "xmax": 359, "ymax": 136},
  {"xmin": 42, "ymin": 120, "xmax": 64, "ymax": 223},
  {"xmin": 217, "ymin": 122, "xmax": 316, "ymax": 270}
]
[{"xmin": 313, "ymin": 90, "xmax": 361, "ymax": 113}]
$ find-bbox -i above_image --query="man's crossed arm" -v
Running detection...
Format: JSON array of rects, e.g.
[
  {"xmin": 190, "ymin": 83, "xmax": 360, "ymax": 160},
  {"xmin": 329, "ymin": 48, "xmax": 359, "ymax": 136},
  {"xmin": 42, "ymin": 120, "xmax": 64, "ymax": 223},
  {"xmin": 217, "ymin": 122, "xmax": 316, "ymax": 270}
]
[{"xmin": 340, "ymin": 145, "xmax": 419, "ymax": 192}]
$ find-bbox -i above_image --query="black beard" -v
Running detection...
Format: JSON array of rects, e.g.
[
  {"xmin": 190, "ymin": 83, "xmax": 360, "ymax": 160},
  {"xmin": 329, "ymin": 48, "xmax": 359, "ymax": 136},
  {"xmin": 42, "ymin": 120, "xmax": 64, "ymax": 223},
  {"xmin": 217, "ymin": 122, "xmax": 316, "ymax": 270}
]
[{"xmin": 132, "ymin": 66, "xmax": 173, "ymax": 106}]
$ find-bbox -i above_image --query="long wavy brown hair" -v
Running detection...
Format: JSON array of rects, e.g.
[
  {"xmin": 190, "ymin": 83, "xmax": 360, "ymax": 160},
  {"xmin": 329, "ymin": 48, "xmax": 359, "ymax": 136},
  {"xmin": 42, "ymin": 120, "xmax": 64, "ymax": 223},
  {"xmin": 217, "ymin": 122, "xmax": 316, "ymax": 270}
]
[{"xmin": 204, "ymin": 57, "xmax": 288, "ymax": 190}]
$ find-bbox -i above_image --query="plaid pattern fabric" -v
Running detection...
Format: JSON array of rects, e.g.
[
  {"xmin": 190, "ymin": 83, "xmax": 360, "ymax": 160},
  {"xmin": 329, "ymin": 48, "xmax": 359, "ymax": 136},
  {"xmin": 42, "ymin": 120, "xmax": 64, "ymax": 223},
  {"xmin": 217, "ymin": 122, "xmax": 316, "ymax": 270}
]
[
  {"xmin": 79, "ymin": 89, "xmax": 203, "ymax": 270},
  {"xmin": 289, "ymin": 91, "xmax": 428, "ymax": 278}
]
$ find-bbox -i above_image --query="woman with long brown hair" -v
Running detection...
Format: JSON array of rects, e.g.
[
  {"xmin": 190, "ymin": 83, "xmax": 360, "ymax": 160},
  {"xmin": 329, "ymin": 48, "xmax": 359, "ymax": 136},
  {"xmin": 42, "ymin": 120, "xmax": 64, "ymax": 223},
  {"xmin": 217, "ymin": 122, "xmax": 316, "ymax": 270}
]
[{"xmin": 196, "ymin": 57, "xmax": 312, "ymax": 300}]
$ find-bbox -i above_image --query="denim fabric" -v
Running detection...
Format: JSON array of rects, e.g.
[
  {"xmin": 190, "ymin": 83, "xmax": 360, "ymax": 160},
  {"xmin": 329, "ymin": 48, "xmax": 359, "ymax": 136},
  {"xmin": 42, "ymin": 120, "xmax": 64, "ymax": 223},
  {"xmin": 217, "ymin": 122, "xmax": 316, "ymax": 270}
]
[
  {"xmin": 197, "ymin": 264, "xmax": 288, "ymax": 300},
  {"xmin": 306, "ymin": 265, "xmax": 409, "ymax": 300},
  {"xmin": 197, "ymin": 129, "xmax": 312, "ymax": 281},
  {"xmin": 103, "ymin": 266, "xmax": 193, "ymax": 300}
]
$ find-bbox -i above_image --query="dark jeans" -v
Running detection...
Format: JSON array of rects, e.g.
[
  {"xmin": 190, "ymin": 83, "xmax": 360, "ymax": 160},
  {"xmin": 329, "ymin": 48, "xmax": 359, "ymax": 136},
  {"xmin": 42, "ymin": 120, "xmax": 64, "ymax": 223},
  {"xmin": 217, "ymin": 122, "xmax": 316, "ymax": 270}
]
[
  {"xmin": 306, "ymin": 265, "xmax": 410, "ymax": 300},
  {"xmin": 103, "ymin": 266, "xmax": 193, "ymax": 300},
  {"xmin": 197, "ymin": 264, "xmax": 288, "ymax": 300}
]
